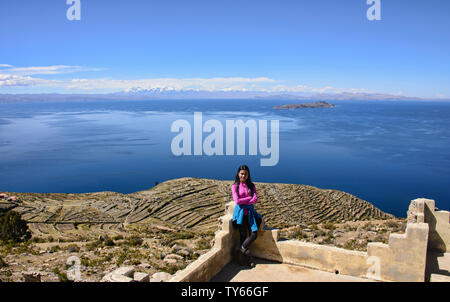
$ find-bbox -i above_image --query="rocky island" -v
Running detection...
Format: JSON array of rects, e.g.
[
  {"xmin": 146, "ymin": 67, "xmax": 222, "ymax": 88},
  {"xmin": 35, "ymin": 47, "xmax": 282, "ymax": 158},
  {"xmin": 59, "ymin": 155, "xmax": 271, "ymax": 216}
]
[{"xmin": 274, "ymin": 101, "xmax": 336, "ymax": 109}]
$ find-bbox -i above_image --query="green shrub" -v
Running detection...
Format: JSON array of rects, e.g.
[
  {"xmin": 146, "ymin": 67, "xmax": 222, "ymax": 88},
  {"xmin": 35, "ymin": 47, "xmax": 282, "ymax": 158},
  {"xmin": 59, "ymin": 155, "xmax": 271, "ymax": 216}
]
[
  {"xmin": 172, "ymin": 231, "xmax": 195, "ymax": 240},
  {"xmin": 66, "ymin": 244, "xmax": 80, "ymax": 253},
  {"xmin": 29, "ymin": 237, "xmax": 46, "ymax": 243},
  {"xmin": 85, "ymin": 240, "xmax": 102, "ymax": 251},
  {"xmin": 49, "ymin": 245, "xmax": 61, "ymax": 253},
  {"xmin": 291, "ymin": 227, "xmax": 308, "ymax": 240},
  {"xmin": 309, "ymin": 224, "xmax": 319, "ymax": 231},
  {"xmin": 104, "ymin": 238, "xmax": 115, "ymax": 246},
  {"xmin": 0, "ymin": 211, "xmax": 31, "ymax": 243},
  {"xmin": 116, "ymin": 253, "xmax": 126, "ymax": 266},
  {"xmin": 195, "ymin": 237, "xmax": 211, "ymax": 250},
  {"xmin": 52, "ymin": 267, "xmax": 70, "ymax": 282},
  {"xmin": 323, "ymin": 222, "xmax": 336, "ymax": 230},
  {"xmin": 385, "ymin": 220, "xmax": 399, "ymax": 228},
  {"xmin": 0, "ymin": 256, "xmax": 7, "ymax": 268},
  {"xmin": 126, "ymin": 236, "xmax": 143, "ymax": 247}
]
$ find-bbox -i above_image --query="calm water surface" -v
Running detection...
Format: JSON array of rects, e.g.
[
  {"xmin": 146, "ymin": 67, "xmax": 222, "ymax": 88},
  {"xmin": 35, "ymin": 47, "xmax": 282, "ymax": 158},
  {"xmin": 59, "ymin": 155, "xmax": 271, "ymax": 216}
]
[{"xmin": 1, "ymin": 99, "xmax": 449, "ymax": 217}]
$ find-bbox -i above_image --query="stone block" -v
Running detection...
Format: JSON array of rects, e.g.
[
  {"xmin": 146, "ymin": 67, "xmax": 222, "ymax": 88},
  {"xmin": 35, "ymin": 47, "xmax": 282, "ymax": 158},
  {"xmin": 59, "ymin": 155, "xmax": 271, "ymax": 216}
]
[
  {"xmin": 151, "ymin": 272, "xmax": 171, "ymax": 282},
  {"xmin": 112, "ymin": 266, "xmax": 135, "ymax": 277},
  {"xmin": 23, "ymin": 271, "xmax": 41, "ymax": 282},
  {"xmin": 133, "ymin": 272, "xmax": 150, "ymax": 282}
]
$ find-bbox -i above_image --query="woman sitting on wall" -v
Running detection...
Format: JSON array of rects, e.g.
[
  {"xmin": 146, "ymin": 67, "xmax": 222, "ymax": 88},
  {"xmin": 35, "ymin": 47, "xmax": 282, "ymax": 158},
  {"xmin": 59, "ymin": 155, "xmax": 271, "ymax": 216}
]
[{"xmin": 231, "ymin": 165, "xmax": 262, "ymax": 267}]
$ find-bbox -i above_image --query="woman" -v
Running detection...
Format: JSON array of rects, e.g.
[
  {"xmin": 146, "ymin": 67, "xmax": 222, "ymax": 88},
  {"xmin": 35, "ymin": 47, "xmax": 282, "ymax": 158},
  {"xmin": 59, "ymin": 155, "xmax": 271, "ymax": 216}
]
[{"xmin": 231, "ymin": 165, "xmax": 262, "ymax": 265}]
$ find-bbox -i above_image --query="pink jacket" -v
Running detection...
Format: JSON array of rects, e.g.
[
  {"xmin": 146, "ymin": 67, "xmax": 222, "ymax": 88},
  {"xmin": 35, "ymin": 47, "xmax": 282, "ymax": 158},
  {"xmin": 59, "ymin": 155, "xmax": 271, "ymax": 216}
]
[{"xmin": 231, "ymin": 182, "xmax": 258, "ymax": 215}]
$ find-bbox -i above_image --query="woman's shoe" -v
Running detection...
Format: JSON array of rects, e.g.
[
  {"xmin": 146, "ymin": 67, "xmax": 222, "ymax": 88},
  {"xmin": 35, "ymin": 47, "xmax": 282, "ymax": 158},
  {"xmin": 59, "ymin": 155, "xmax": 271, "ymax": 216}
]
[{"xmin": 246, "ymin": 255, "xmax": 255, "ymax": 268}]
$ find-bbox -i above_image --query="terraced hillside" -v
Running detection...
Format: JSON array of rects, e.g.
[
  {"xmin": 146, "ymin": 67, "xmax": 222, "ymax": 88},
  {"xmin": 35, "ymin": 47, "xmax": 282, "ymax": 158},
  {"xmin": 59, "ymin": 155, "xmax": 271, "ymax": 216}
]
[
  {"xmin": 4, "ymin": 177, "xmax": 394, "ymax": 234},
  {"xmin": 0, "ymin": 177, "xmax": 399, "ymax": 282}
]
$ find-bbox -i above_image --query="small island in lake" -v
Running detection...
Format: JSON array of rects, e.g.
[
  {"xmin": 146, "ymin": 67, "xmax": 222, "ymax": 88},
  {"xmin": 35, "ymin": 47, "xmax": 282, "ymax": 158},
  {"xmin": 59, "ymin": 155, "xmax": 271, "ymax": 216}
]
[{"xmin": 274, "ymin": 101, "xmax": 336, "ymax": 109}]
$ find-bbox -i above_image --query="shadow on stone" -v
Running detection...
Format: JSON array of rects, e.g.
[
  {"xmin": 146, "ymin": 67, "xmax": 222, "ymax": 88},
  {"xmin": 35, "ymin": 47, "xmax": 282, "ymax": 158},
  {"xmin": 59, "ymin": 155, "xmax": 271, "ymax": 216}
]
[{"xmin": 425, "ymin": 252, "xmax": 450, "ymax": 282}]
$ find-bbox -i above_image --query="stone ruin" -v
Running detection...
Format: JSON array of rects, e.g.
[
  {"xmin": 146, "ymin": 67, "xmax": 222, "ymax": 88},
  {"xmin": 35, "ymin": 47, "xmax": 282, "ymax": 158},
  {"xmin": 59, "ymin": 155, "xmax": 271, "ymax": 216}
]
[{"xmin": 168, "ymin": 198, "xmax": 449, "ymax": 282}]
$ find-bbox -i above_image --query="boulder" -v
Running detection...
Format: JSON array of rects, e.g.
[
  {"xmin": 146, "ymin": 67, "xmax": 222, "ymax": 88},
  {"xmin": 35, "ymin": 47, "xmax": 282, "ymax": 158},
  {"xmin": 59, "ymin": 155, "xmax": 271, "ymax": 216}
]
[
  {"xmin": 23, "ymin": 271, "xmax": 41, "ymax": 282},
  {"xmin": 150, "ymin": 272, "xmax": 172, "ymax": 282},
  {"xmin": 138, "ymin": 263, "xmax": 152, "ymax": 269},
  {"xmin": 100, "ymin": 266, "xmax": 136, "ymax": 282},
  {"xmin": 112, "ymin": 266, "xmax": 135, "ymax": 277},
  {"xmin": 133, "ymin": 272, "xmax": 150, "ymax": 282},
  {"xmin": 164, "ymin": 253, "xmax": 184, "ymax": 265}
]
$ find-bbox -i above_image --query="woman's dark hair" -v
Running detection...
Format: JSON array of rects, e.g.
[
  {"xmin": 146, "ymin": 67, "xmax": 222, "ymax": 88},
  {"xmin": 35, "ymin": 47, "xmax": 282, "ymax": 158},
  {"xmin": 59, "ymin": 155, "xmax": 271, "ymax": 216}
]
[{"xmin": 233, "ymin": 165, "xmax": 255, "ymax": 196}]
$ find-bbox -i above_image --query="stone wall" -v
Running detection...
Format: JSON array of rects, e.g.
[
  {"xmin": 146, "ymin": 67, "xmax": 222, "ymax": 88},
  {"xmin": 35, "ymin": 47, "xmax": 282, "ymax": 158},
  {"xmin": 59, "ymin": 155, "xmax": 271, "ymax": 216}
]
[
  {"xmin": 170, "ymin": 199, "xmax": 448, "ymax": 282},
  {"xmin": 408, "ymin": 198, "xmax": 449, "ymax": 253},
  {"xmin": 169, "ymin": 202, "xmax": 239, "ymax": 282},
  {"xmin": 366, "ymin": 222, "xmax": 429, "ymax": 281}
]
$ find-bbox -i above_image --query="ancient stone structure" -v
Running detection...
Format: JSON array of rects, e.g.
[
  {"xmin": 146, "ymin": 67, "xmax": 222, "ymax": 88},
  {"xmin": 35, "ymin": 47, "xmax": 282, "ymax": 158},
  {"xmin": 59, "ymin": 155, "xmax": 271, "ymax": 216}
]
[{"xmin": 169, "ymin": 198, "xmax": 449, "ymax": 282}]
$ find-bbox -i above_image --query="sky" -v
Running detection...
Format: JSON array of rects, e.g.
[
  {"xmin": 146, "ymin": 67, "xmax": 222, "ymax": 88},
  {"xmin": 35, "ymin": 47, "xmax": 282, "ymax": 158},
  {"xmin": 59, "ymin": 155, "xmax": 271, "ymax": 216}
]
[{"xmin": 0, "ymin": 0, "xmax": 449, "ymax": 98}]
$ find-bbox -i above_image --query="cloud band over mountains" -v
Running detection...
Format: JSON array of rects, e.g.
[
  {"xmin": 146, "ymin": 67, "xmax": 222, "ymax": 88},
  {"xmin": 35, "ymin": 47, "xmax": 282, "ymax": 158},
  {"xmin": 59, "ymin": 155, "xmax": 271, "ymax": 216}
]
[{"xmin": 0, "ymin": 63, "xmax": 379, "ymax": 95}]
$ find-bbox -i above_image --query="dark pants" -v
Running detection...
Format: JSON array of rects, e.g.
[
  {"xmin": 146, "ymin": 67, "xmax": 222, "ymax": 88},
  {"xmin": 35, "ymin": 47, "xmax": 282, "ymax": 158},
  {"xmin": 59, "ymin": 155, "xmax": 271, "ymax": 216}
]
[{"xmin": 238, "ymin": 214, "xmax": 258, "ymax": 250}]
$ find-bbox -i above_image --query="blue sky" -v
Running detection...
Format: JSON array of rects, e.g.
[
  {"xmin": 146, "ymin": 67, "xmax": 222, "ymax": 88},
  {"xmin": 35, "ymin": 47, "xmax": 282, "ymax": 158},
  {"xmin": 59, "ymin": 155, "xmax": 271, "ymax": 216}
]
[{"xmin": 0, "ymin": 0, "xmax": 449, "ymax": 98}]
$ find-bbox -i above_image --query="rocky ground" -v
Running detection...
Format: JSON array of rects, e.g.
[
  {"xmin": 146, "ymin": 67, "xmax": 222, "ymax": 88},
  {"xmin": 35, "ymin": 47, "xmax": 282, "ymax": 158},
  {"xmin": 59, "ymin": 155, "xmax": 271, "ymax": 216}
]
[
  {"xmin": 0, "ymin": 177, "xmax": 403, "ymax": 282},
  {"xmin": 279, "ymin": 218, "xmax": 407, "ymax": 251},
  {"xmin": 0, "ymin": 225, "xmax": 214, "ymax": 282}
]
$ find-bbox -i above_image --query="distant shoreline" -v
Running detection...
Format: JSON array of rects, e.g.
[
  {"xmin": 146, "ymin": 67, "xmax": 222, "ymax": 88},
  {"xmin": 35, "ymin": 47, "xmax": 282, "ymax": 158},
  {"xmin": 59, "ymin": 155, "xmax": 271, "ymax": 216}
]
[{"xmin": 0, "ymin": 92, "xmax": 449, "ymax": 104}]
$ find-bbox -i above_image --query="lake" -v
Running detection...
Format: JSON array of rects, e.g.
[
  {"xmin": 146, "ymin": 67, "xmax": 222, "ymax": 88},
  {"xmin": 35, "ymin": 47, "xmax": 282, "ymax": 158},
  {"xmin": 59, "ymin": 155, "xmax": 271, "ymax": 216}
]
[{"xmin": 1, "ymin": 98, "xmax": 449, "ymax": 217}]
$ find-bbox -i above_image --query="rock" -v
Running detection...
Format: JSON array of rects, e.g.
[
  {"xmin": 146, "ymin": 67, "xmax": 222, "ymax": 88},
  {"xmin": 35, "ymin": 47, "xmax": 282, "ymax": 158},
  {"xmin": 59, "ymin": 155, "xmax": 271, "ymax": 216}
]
[
  {"xmin": 332, "ymin": 230, "xmax": 343, "ymax": 237},
  {"xmin": 165, "ymin": 254, "xmax": 183, "ymax": 261},
  {"xmin": 171, "ymin": 244, "xmax": 191, "ymax": 252},
  {"xmin": 101, "ymin": 272, "xmax": 134, "ymax": 282},
  {"xmin": 357, "ymin": 239, "xmax": 367, "ymax": 246},
  {"xmin": 100, "ymin": 266, "xmax": 136, "ymax": 282},
  {"xmin": 112, "ymin": 266, "xmax": 135, "ymax": 277},
  {"xmin": 23, "ymin": 271, "xmax": 41, "ymax": 282},
  {"xmin": 164, "ymin": 254, "xmax": 183, "ymax": 264},
  {"xmin": 177, "ymin": 249, "xmax": 190, "ymax": 257},
  {"xmin": 138, "ymin": 263, "xmax": 151, "ymax": 269},
  {"xmin": 150, "ymin": 272, "xmax": 171, "ymax": 282},
  {"xmin": 164, "ymin": 259, "xmax": 177, "ymax": 265},
  {"xmin": 133, "ymin": 272, "xmax": 149, "ymax": 282}
]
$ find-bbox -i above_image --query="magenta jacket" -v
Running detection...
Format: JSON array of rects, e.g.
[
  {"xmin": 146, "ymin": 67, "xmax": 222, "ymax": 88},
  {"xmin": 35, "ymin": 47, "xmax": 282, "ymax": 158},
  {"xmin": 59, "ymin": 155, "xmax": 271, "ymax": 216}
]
[{"xmin": 231, "ymin": 182, "xmax": 258, "ymax": 215}]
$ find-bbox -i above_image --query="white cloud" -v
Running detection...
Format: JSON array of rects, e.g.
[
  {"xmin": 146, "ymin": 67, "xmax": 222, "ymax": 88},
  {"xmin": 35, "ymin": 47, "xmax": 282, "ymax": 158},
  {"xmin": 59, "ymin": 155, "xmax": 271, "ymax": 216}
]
[
  {"xmin": 0, "ymin": 74, "xmax": 60, "ymax": 87},
  {"xmin": 65, "ymin": 77, "xmax": 277, "ymax": 92},
  {"xmin": 0, "ymin": 64, "xmax": 370, "ymax": 95},
  {"xmin": 5, "ymin": 65, "xmax": 103, "ymax": 76},
  {"xmin": 0, "ymin": 74, "xmax": 370, "ymax": 95}
]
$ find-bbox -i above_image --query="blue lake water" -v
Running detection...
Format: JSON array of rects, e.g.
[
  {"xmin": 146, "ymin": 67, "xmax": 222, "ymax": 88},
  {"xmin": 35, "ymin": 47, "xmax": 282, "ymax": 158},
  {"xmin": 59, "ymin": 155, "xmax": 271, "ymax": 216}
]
[{"xmin": 1, "ymin": 99, "xmax": 449, "ymax": 217}]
